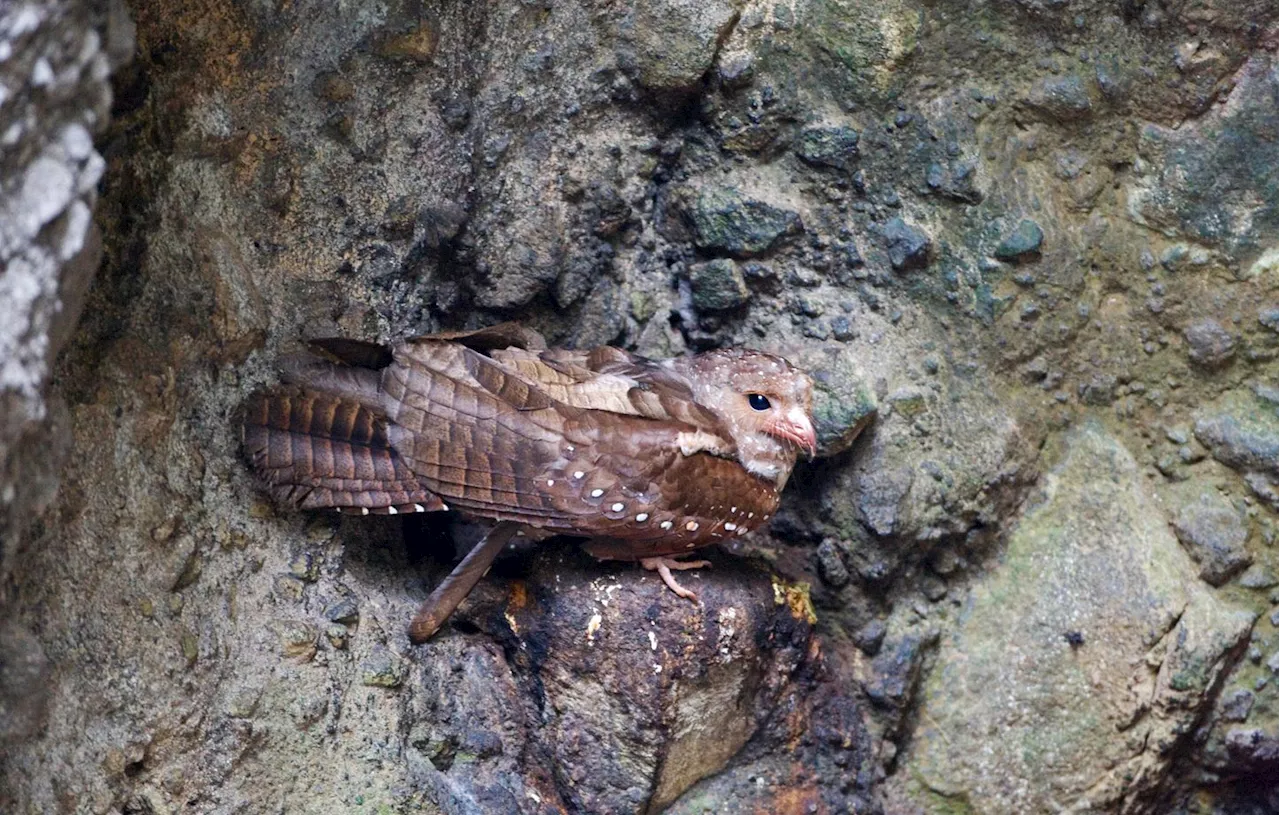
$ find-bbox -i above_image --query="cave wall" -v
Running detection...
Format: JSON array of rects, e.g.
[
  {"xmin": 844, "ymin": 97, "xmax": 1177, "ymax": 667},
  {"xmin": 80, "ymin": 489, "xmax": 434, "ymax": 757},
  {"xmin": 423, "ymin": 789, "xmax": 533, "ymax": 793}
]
[{"xmin": 1, "ymin": 0, "xmax": 1276, "ymax": 813}]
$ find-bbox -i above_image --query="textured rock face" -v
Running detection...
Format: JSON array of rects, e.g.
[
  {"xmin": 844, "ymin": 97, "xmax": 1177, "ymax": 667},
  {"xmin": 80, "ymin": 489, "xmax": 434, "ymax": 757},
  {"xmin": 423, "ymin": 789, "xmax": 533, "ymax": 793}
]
[
  {"xmin": 899, "ymin": 425, "xmax": 1256, "ymax": 812},
  {"xmin": 0, "ymin": 0, "xmax": 124, "ymax": 558},
  {"xmin": 1, "ymin": 0, "xmax": 1275, "ymax": 813},
  {"xmin": 0, "ymin": 0, "xmax": 128, "ymax": 752}
]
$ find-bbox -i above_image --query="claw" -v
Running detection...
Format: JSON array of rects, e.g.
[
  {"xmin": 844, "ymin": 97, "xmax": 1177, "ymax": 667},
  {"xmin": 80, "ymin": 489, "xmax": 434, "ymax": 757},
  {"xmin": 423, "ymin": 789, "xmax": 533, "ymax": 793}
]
[{"xmin": 640, "ymin": 556, "xmax": 712, "ymax": 601}]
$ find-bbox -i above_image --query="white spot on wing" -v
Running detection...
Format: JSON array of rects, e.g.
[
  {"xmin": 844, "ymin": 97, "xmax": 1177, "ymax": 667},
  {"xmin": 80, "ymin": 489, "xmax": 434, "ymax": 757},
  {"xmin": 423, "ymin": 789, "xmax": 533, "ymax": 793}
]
[
  {"xmin": 635, "ymin": 513, "xmax": 649, "ymax": 522},
  {"xmin": 611, "ymin": 502, "xmax": 624, "ymax": 512},
  {"xmin": 685, "ymin": 521, "xmax": 699, "ymax": 531},
  {"xmin": 573, "ymin": 471, "xmax": 585, "ymax": 479},
  {"xmin": 414, "ymin": 503, "xmax": 426, "ymax": 512},
  {"xmin": 387, "ymin": 506, "xmax": 398, "ymax": 515},
  {"xmin": 660, "ymin": 521, "xmax": 673, "ymax": 530},
  {"xmin": 725, "ymin": 522, "xmax": 736, "ymax": 531},
  {"xmin": 360, "ymin": 507, "xmax": 369, "ymax": 516},
  {"xmin": 590, "ymin": 489, "xmax": 604, "ymax": 498}
]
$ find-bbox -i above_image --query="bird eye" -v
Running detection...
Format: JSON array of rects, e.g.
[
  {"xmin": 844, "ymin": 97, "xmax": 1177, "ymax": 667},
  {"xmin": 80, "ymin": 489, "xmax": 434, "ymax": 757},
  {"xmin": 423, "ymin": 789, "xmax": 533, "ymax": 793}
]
[{"xmin": 747, "ymin": 393, "xmax": 772, "ymax": 411}]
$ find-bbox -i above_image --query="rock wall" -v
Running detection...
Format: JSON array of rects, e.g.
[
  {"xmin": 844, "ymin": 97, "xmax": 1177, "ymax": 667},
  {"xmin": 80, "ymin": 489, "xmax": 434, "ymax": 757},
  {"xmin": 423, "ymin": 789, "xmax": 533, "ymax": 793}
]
[{"xmin": 1, "ymin": 0, "xmax": 1275, "ymax": 813}]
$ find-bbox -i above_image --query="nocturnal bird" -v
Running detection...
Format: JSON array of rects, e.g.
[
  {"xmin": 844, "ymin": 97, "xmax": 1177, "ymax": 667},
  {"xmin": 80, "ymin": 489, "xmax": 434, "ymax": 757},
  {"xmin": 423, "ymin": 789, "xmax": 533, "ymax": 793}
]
[{"xmin": 240, "ymin": 323, "xmax": 816, "ymax": 642}]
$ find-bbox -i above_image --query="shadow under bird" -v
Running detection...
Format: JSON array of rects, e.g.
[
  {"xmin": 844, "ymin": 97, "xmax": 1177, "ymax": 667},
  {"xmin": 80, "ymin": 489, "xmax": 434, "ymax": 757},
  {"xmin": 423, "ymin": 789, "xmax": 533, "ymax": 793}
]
[{"xmin": 239, "ymin": 323, "xmax": 816, "ymax": 642}]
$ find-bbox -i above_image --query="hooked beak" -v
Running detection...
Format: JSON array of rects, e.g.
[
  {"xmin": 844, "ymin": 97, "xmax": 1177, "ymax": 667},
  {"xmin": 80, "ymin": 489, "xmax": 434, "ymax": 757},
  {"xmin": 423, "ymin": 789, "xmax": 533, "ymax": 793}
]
[{"xmin": 772, "ymin": 407, "xmax": 817, "ymax": 458}]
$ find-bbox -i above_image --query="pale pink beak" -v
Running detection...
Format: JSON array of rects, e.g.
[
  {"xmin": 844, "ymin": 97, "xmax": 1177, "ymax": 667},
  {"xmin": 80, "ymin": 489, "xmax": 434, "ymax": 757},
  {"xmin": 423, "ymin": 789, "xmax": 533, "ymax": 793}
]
[{"xmin": 772, "ymin": 408, "xmax": 817, "ymax": 457}]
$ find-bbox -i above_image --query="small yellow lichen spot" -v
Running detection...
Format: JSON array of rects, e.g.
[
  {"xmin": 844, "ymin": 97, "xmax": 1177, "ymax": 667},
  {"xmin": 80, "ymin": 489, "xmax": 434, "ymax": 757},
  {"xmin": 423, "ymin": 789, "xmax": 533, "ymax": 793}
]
[
  {"xmin": 771, "ymin": 577, "xmax": 817, "ymax": 625},
  {"xmin": 586, "ymin": 612, "xmax": 603, "ymax": 646}
]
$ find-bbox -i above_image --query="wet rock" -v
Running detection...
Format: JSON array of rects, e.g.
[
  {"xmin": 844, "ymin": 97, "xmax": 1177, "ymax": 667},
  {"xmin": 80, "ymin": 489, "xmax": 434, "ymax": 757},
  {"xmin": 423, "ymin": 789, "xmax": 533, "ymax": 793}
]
[
  {"xmin": 881, "ymin": 217, "xmax": 931, "ymax": 271},
  {"xmin": 993, "ymin": 219, "xmax": 1044, "ymax": 263},
  {"xmin": 1171, "ymin": 492, "xmax": 1252, "ymax": 586},
  {"xmin": 795, "ymin": 125, "xmax": 860, "ymax": 171},
  {"xmin": 689, "ymin": 258, "xmax": 750, "ymax": 311},
  {"xmin": 1184, "ymin": 318, "xmax": 1236, "ymax": 368},
  {"xmin": 688, "ymin": 187, "xmax": 802, "ymax": 257},
  {"xmin": 1194, "ymin": 389, "xmax": 1279, "ymax": 475},
  {"xmin": 902, "ymin": 424, "xmax": 1256, "ymax": 813}
]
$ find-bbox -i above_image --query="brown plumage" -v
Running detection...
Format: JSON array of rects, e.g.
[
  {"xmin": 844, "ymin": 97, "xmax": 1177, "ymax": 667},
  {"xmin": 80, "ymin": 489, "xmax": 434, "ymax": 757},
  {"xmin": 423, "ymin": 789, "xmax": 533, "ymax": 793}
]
[{"xmin": 240, "ymin": 323, "xmax": 815, "ymax": 641}]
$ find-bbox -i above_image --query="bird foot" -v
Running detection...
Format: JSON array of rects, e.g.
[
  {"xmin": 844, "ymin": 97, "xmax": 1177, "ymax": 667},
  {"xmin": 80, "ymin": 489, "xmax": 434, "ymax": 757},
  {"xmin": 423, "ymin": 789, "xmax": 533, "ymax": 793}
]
[{"xmin": 640, "ymin": 556, "xmax": 711, "ymax": 601}]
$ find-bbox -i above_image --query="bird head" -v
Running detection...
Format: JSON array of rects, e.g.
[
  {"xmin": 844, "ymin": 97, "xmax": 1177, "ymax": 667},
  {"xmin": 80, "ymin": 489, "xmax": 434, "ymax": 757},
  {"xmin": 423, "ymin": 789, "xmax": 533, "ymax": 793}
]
[{"xmin": 679, "ymin": 349, "xmax": 816, "ymax": 486}]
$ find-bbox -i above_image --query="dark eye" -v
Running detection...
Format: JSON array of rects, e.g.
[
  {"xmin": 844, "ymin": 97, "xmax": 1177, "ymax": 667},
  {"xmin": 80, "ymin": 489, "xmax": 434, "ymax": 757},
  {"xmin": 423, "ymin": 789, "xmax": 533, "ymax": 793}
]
[{"xmin": 747, "ymin": 393, "xmax": 772, "ymax": 411}]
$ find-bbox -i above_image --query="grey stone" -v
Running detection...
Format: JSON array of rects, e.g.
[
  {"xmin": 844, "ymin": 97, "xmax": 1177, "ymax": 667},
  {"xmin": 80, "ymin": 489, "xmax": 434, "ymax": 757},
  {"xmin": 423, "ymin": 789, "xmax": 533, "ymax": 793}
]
[
  {"xmin": 1184, "ymin": 319, "xmax": 1236, "ymax": 368},
  {"xmin": 1236, "ymin": 561, "xmax": 1277, "ymax": 589},
  {"xmin": 1220, "ymin": 689, "xmax": 1255, "ymax": 722},
  {"xmin": 815, "ymin": 539, "xmax": 850, "ymax": 587},
  {"xmin": 994, "ymin": 219, "xmax": 1044, "ymax": 263},
  {"xmin": 795, "ymin": 125, "xmax": 860, "ymax": 171},
  {"xmin": 360, "ymin": 646, "xmax": 407, "ymax": 688},
  {"xmin": 623, "ymin": 0, "xmax": 741, "ymax": 92},
  {"xmin": 881, "ymin": 217, "xmax": 931, "ymax": 271},
  {"xmin": 1224, "ymin": 728, "xmax": 1279, "ymax": 773},
  {"xmin": 1172, "ymin": 492, "xmax": 1253, "ymax": 586},
  {"xmin": 1244, "ymin": 472, "xmax": 1278, "ymax": 507},
  {"xmin": 1194, "ymin": 389, "xmax": 1280, "ymax": 474},
  {"xmin": 688, "ymin": 187, "xmax": 802, "ymax": 257},
  {"xmin": 1125, "ymin": 53, "xmax": 1277, "ymax": 255},
  {"xmin": 807, "ymin": 362, "xmax": 877, "ymax": 458},
  {"xmin": 1024, "ymin": 74, "xmax": 1093, "ymax": 122},
  {"xmin": 1259, "ymin": 307, "xmax": 1279, "ymax": 332},
  {"xmin": 689, "ymin": 258, "xmax": 750, "ymax": 311},
  {"xmin": 863, "ymin": 633, "xmax": 935, "ymax": 711},
  {"xmin": 905, "ymin": 424, "xmax": 1256, "ymax": 812}
]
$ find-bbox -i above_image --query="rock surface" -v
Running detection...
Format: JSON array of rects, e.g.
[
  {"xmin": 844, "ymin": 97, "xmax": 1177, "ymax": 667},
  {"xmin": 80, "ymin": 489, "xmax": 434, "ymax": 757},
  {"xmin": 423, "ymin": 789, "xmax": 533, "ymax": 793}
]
[
  {"xmin": 1, "ymin": 0, "xmax": 1275, "ymax": 812},
  {"xmin": 899, "ymin": 425, "xmax": 1256, "ymax": 812}
]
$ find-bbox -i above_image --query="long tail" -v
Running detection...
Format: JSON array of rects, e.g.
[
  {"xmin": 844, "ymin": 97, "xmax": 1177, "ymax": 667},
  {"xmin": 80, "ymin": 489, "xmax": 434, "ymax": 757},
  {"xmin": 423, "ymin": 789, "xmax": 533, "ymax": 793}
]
[{"xmin": 240, "ymin": 382, "xmax": 446, "ymax": 516}]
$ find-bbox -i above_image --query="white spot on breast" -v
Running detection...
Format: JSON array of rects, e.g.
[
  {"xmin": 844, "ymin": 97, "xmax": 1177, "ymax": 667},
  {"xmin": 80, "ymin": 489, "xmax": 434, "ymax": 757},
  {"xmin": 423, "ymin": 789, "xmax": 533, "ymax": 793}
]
[
  {"xmin": 660, "ymin": 520, "xmax": 673, "ymax": 530},
  {"xmin": 573, "ymin": 471, "xmax": 585, "ymax": 479},
  {"xmin": 414, "ymin": 503, "xmax": 426, "ymax": 513},
  {"xmin": 685, "ymin": 521, "xmax": 699, "ymax": 531},
  {"xmin": 747, "ymin": 512, "xmax": 754, "ymax": 518},
  {"xmin": 611, "ymin": 502, "xmax": 625, "ymax": 512},
  {"xmin": 724, "ymin": 522, "xmax": 736, "ymax": 531},
  {"xmin": 737, "ymin": 526, "xmax": 748, "ymax": 535},
  {"xmin": 636, "ymin": 513, "xmax": 649, "ymax": 522},
  {"xmin": 731, "ymin": 506, "xmax": 737, "ymax": 513},
  {"xmin": 387, "ymin": 506, "xmax": 398, "ymax": 515},
  {"xmin": 590, "ymin": 489, "xmax": 605, "ymax": 498},
  {"xmin": 547, "ymin": 479, "xmax": 555, "ymax": 486}
]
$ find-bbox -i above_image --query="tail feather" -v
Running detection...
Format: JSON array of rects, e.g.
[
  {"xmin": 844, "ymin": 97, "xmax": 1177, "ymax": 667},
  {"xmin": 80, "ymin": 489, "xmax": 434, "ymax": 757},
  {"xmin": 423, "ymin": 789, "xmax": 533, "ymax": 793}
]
[{"xmin": 241, "ymin": 385, "xmax": 445, "ymax": 514}]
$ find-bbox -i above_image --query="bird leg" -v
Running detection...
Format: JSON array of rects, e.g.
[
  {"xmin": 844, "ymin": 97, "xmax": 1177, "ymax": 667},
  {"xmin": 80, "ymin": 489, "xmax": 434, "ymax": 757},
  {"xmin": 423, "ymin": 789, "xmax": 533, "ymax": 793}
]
[
  {"xmin": 408, "ymin": 522, "xmax": 520, "ymax": 643},
  {"xmin": 640, "ymin": 556, "xmax": 712, "ymax": 602}
]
